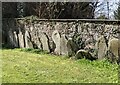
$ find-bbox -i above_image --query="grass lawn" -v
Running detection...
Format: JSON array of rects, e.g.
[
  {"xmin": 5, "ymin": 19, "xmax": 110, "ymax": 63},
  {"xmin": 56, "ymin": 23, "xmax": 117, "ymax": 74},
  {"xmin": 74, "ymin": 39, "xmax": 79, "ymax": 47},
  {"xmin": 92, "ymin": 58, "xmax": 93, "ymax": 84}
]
[{"xmin": 2, "ymin": 49, "xmax": 118, "ymax": 83}]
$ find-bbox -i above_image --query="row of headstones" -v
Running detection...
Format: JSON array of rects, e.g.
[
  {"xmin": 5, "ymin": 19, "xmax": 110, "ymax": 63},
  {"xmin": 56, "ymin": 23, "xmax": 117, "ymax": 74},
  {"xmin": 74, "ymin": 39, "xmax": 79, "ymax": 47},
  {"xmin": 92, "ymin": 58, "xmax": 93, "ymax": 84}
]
[
  {"xmin": 52, "ymin": 30, "xmax": 120, "ymax": 63},
  {"xmin": 52, "ymin": 30, "xmax": 96, "ymax": 60},
  {"xmin": 8, "ymin": 29, "xmax": 50, "ymax": 51},
  {"xmin": 96, "ymin": 35, "xmax": 120, "ymax": 63},
  {"xmin": 7, "ymin": 29, "xmax": 120, "ymax": 63},
  {"xmin": 7, "ymin": 29, "xmax": 77, "ymax": 56}
]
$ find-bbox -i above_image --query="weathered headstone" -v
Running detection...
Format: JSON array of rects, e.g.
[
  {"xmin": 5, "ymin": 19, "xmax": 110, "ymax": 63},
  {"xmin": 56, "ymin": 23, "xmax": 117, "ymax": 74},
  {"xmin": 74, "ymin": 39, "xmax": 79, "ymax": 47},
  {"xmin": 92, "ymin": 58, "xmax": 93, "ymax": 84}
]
[
  {"xmin": 35, "ymin": 37, "xmax": 42, "ymax": 49},
  {"xmin": 13, "ymin": 31, "xmax": 18, "ymax": 47},
  {"xmin": 95, "ymin": 35, "xmax": 107, "ymax": 60},
  {"xmin": 108, "ymin": 38, "xmax": 120, "ymax": 63},
  {"xmin": 40, "ymin": 32, "xmax": 50, "ymax": 52},
  {"xmin": 67, "ymin": 38, "xmax": 78, "ymax": 57},
  {"xmin": 75, "ymin": 49, "xmax": 96, "ymax": 60},
  {"xmin": 25, "ymin": 31, "xmax": 33, "ymax": 48},
  {"xmin": 60, "ymin": 34, "xmax": 68, "ymax": 55},
  {"xmin": 18, "ymin": 31, "xmax": 24, "ymax": 48},
  {"xmin": 8, "ymin": 30, "xmax": 14, "ymax": 47},
  {"xmin": 49, "ymin": 40, "xmax": 56, "ymax": 53},
  {"xmin": 32, "ymin": 31, "xmax": 42, "ymax": 49},
  {"xmin": 52, "ymin": 30, "xmax": 61, "ymax": 55},
  {"xmin": 8, "ymin": 30, "xmax": 19, "ymax": 48}
]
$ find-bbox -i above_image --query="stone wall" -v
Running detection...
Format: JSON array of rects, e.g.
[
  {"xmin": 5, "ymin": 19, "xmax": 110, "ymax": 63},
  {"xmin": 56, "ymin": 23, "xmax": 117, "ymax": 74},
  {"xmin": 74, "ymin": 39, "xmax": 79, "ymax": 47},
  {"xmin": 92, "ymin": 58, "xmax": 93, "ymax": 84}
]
[{"xmin": 2, "ymin": 18, "xmax": 120, "ymax": 62}]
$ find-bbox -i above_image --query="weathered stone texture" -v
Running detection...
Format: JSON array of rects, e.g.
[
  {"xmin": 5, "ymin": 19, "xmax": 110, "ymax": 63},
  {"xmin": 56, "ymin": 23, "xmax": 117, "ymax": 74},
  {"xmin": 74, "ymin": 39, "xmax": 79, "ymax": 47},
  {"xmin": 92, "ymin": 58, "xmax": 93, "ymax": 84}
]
[
  {"xmin": 13, "ymin": 31, "xmax": 18, "ymax": 47},
  {"xmin": 25, "ymin": 31, "xmax": 33, "ymax": 48},
  {"xmin": 107, "ymin": 38, "xmax": 120, "ymax": 63},
  {"xmin": 2, "ymin": 18, "xmax": 119, "ymax": 62},
  {"xmin": 18, "ymin": 31, "xmax": 24, "ymax": 48},
  {"xmin": 52, "ymin": 30, "xmax": 61, "ymax": 55},
  {"xmin": 40, "ymin": 32, "xmax": 50, "ymax": 52},
  {"xmin": 95, "ymin": 36, "xmax": 108, "ymax": 60},
  {"xmin": 67, "ymin": 38, "xmax": 78, "ymax": 57},
  {"xmin": 75, "ymin": 49, "xmax": 96, "ymax": 60},
  {"xmin": 60, "ymin": 34, "xmax": 68, "ymax": 56},
  {"xmin": 8, "ymin": 30, "xmax": 14, "ymax": 47}
]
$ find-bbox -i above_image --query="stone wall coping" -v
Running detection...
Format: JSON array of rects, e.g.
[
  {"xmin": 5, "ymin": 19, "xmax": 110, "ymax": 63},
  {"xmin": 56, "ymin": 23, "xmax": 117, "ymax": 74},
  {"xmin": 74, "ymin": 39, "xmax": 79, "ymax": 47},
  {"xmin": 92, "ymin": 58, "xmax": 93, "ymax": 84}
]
[{"xmin": 3, "ymin": 18, "xmax": 120, "ymax": 24}]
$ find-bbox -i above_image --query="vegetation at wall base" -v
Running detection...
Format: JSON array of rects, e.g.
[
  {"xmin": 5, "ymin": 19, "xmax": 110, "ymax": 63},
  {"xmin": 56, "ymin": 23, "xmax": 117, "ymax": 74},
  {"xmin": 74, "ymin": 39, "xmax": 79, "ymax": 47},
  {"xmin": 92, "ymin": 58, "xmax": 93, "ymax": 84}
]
[{"xmin": 20, "ymin": 48, "xmax": 49, "ymax": 54}]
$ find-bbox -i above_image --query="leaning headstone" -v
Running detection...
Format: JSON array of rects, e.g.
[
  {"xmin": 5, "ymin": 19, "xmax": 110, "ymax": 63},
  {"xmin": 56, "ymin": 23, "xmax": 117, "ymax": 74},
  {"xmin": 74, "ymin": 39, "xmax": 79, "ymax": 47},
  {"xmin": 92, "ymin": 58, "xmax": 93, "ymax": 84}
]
[
  {"xmin": 75, "ymin": 49, "xmax": 96, "ymax": 60},
  {"xmin": 35, "ymin": 37, "xmax": 42, "ymax": 50},
  {"xmin": 18, "ymin": 31, "xmax": 24, "ymax": 48},
  {"xmin": 95, "ymin": 35, "xmax": 107, "ymax": 60},
  {"xmin": 60, "ymin": 34, "xmax": 68, "ymax": 55},
  {"xmin": 40, "ymin": 32, "xmax": 50, "ymax": 52},
  {"xmin": 49, "ymin": 40, "xmax": 56, "ymax": 53},
  {"xmin": 32, "ymin": 31, "xmax": 42, "ymax": 50},
  {"xmin": 108, "ymin": 38, "xmax": 120, "ymax": 63},
  {"xmin": 52, "ymin": 30, "xmax": 61, "ymax": 55},
  {"xmin": 67, "ymin": 38, "xmax": 78, "ymax": 57},
  {"xmin": 8, "ymin": 30, "xmax": 14, "ymax": 47},
  {"xmin": 25, "ymin": 31, "xmax": 33, "ymax": 48},
  {"xmin": 13, "ymin": 31, "xmax": 18, "ymax": 47}
]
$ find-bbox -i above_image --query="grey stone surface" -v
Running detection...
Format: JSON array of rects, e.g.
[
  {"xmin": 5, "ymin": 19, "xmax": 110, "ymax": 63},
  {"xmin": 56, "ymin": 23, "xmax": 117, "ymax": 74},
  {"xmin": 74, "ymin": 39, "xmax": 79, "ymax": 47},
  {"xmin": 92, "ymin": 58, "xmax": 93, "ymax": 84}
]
[
  {"xmin": 18, "ymin": 31, "xmax": 24, "ymax": 48},
  {"xmin": 49, "ymin": 40, "xmax": 56, "ymax": 53},
  {"xmin": 35, "ymin": 37, "xmax": 42, "ymax": 49},
  {"xmin": 13, "ymin": 31, "xmax": 18, "ymax": 47},
  {"xmin": 25, "ymin": 31, "xmax": 33, "ymax": 48},
  {"xmin": 8, "ymin": 30, "xmax": 19, "ymax": 48},
  {"xmin": 107, "ymin": 38, "xmax": 120, "ymax": 62},
  {"xmin": 95, "ymin": 36, "xmax": 107, "ymax": 60},
  {"xmin": 40, "ymin": 32, "xmax": 50, "ymax": 52},
  {"xmin": 8, "ymin": 30, "xmax": 14, "ymax": 47},
  {"xmin": 52, "ymin": 30, "xmax": 61, "ymax": 55},
  {"xmin": 75, "ymin": 49, "xmax": 96, "ymax": 60},
  {"xmin": 60, "ymin": 34, "xmax": 68, "ymax": 56},
  {"xmin": 2, "ymin": 18, "xmax": 119, "ymax": 61},
  {"xmin": 67, "ymin": 38, "xmax": 78, "ymax": 57}
]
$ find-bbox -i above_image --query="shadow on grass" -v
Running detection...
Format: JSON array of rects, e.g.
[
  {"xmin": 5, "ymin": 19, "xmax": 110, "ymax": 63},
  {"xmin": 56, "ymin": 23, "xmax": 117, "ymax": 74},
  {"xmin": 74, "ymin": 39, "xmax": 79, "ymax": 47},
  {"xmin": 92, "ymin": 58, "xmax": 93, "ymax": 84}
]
[
  {"xmin": 1, "ymin": 43, "xmax": 16, "ymax": 50},
  {"xmin": 19, "ymin": 48, "xmax": 49, "ymax": 54},
  {"xmin": 20, "ymin": 48, "xmax": 69, "ymax": 60}
]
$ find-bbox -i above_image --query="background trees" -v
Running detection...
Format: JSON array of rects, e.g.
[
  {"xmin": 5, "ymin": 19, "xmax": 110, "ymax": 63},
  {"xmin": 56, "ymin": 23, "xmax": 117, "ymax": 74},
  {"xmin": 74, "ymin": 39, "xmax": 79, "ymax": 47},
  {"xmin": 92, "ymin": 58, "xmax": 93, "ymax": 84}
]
[
  {"xmin": 2, "ymin": 2, "xmax": 119, "ymax": 19},
  {"xmin": 114, "ymin": 1, "xmax": 120, "ymax": 19},
  {"xmin": 2, "ymin": 2, "xmax": 18, "ymax": 18},
  {"xmin": 2, "ymin": 2, "xmax": 97, "ymax": 19}
]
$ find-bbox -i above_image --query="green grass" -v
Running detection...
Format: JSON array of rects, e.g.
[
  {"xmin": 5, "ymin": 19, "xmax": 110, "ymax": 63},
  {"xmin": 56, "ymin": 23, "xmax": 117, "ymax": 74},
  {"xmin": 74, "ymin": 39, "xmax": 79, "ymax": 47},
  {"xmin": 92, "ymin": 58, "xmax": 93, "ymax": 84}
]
[{"xmin": 2, "ymin": 49, "xmax": 118, "ymax": 83}]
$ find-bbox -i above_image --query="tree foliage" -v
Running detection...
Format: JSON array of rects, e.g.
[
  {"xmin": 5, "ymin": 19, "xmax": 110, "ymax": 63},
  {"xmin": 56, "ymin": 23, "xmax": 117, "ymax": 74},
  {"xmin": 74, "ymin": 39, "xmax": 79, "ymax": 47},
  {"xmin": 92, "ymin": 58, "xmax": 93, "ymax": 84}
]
[
  {"xmin": 2, "ymin": 2, "xmax": 98, "ymax": 19},
  {"xmin": 2, "ymin": 2, "xmax": 18, "ymax": 18}
]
